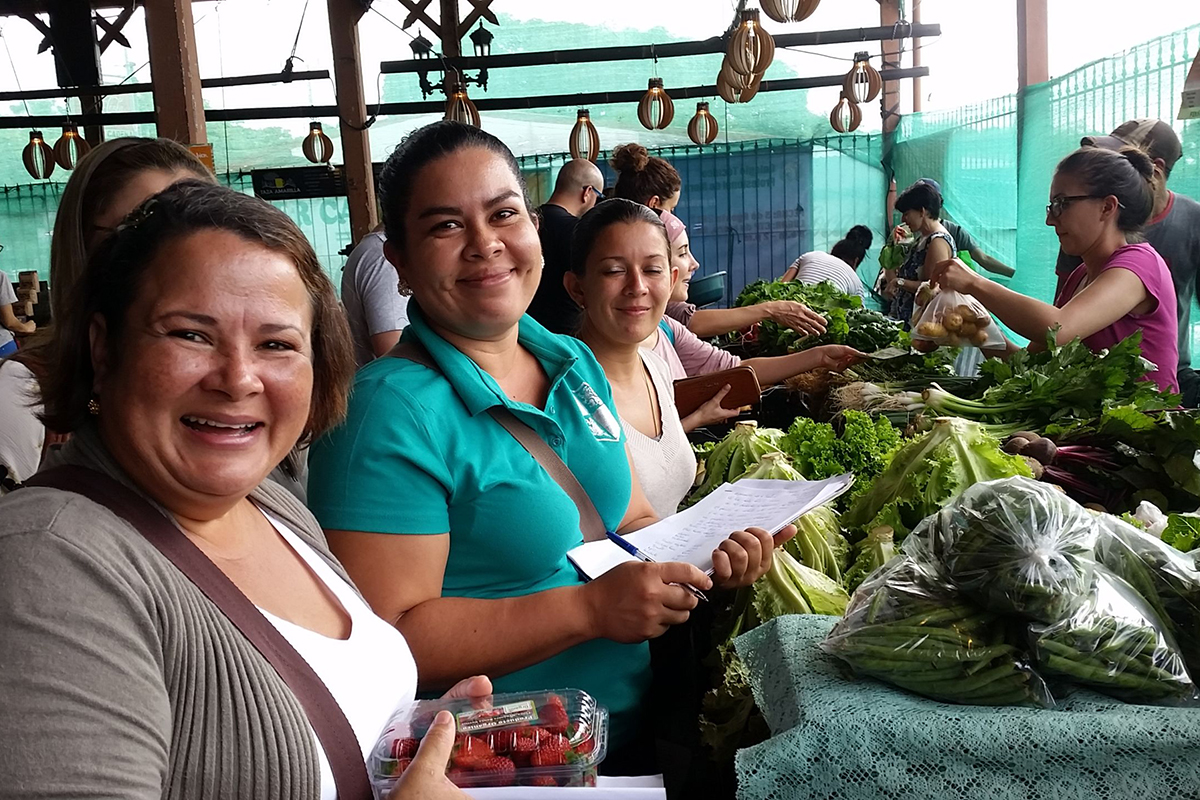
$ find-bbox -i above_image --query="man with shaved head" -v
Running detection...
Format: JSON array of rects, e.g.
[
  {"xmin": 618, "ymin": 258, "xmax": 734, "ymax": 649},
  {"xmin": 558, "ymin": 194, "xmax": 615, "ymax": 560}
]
[{"xmin": 528, "ymin": 158, "xmax": 605, "ymax": 334}]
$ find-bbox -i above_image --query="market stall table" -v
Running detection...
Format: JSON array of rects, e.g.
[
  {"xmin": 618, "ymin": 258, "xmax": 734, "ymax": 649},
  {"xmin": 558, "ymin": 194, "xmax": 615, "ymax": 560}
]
[{"xmin": 732, "ymin": 614, "xmax": 1200, "ymax": 800}]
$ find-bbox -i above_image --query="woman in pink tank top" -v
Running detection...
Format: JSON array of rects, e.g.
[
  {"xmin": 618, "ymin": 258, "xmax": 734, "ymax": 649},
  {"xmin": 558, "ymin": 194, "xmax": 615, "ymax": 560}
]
[{"xmin": 929, "ymin": 145, "xmax": 1179, "ymax": 392}]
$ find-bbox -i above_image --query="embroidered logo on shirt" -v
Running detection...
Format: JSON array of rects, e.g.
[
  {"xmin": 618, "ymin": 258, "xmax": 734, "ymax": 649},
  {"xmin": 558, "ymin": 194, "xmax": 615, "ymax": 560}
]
[{"xmin": 573, "ymin": 382, "xmax": 622, "ymax": 442}]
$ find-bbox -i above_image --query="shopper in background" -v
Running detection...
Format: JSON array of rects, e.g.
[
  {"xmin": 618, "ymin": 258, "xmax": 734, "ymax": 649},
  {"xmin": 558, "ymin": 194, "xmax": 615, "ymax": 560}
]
[
  {"xmin": 780, "ymin": 225, "xmax": 872, "ymax": 296},
  {"xmin": 0, "ymin": 268, "xmax": 33, "ymax": 357},
  {"xmin": 0, "ymin": 180, "xmax": 481, "ymax": 800},
  {"xmin": 308, "ymin": 122, "xmax": 782, "ymax": 773},
  {"xmin": 932, "ymin": 146, "xmax": 1178, "ymax": 392},
  {"xmin": 611, "ymin": 142, "xmax": 682, "ymax": 212},
  {"xmin": 916, "ymin": 178, "xmax": 1016, "ymax": 279},
  {"xmin": 887, "ymin": 181, "xmax": 957, "ymax": 326},
  {"xmin": 342, "ymin": 223, "xmax": 410, "ymax": 367},
  {"xmin": 1053, "ymin": 120, "xmax": 1200, "ymax": 404},
  {"xmin": 527, "ymin": 158, "xmax": 605, "ymax": 334}
]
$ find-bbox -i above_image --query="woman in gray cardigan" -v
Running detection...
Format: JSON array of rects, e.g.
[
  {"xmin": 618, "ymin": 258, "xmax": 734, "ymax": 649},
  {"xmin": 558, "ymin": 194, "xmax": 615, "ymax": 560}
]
[{"xmin": 0, "ymin": 182, "xmax": 474, "ymax": 800}]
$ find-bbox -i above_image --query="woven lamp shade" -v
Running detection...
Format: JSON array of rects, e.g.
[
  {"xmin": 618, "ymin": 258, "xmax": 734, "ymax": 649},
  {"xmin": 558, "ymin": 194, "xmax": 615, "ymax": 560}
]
[
  {"xmin": 726, "ymin": 9, "xmax": 775, "ymax": 77},
  {"xmin": 829, "ymin": 93, "xmax": 862, "ymax": 133},
  {"xmin": 717, "ymin": 68, "xmax": 762, "ymax": 104},
  {"xmin": 302, "ymin": 122, "xmax": 334, "ymax": 164},
  {"xmin": 638, "ymin": 77, "xmax": 675, "ymax": 131},
  {"xmin": 444, "ymin": 81, "xmax": 482, "ymax": 127},
  {"xmin": 22, "ymin": 130, "xmax": 54, "ymax": 180},
  {"xmin": 688, "ymin": 102, "xmax": 719, "ymax": 145},
  {"xmin": 843, "ymin": 52, "xmax": 882, "ymax": 104},
  {"xmin": 760, "ymin": 0, "xmax": 821, "ymax": 23},
  {"xmin": 569, "ymin": 109, "xmax": 601, "ymax": 162},
  {"xmin": 52, "ymin": 124, "xmax": 91, "ymax": 170}
]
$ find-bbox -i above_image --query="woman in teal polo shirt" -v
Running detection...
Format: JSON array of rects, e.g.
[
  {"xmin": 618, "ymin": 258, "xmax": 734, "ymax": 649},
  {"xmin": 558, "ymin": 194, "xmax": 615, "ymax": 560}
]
[{"xmin": 307, "ymin": 121, "xmax": 786, "ymax": 770}]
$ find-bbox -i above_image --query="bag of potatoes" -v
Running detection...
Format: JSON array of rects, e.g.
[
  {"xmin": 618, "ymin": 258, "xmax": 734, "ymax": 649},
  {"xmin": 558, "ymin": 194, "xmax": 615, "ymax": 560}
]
[{"xmin": 910, "ymin": 282, "xmax": 1005, "ymax": 349}]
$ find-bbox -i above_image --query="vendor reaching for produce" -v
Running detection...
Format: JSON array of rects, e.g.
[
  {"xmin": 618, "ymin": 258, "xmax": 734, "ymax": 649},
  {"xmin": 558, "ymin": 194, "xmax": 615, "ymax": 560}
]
[
  {"xmin": 308, "ymin": 122, "xmax": 792, "ymax": 773},
  {"xmin": 662, "ymin": 209, "xmax": 827, "ymax": 338},
  {"xmin": 929, "ymin": 146, "xmax": 1179, "ymax": 392},
  {"xmin": 886, "ymin": 181, "xmax": 956, "ymax": 326}
]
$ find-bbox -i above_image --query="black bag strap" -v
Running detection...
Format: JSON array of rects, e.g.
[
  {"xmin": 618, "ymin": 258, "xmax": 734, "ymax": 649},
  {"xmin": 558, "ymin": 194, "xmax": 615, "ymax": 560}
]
[
  {"xmin": 24, "ymin": 465, "xmax": 373, "ymax": 800},
  {"xmin": 389, "ymin": 340, "xmax": 608, "ymax": 543}
]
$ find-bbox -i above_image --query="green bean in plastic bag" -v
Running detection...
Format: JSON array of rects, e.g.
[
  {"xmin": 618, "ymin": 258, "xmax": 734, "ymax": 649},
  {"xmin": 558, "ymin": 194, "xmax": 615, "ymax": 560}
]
[
  {"xmin": 822, "ymin": 556, "xmax": 1052, "ymax": 707},
  {"xmin": 1028, "ymin": 565, "xmax": 1198, "ymax": 705},
  {"xmin": 1095, "ymin": 512, "xmax": 1200, "ymax": 680},
  {"xmin": 905, "ymin": 477, "xmax": 1098, "ymax": 624}
]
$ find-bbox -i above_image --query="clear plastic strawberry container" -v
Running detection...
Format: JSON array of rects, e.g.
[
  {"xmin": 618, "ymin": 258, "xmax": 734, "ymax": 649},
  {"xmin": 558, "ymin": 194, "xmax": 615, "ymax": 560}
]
[{"xmin": 369, "ymin": 688, "xmax": 609, "ymax": 795}]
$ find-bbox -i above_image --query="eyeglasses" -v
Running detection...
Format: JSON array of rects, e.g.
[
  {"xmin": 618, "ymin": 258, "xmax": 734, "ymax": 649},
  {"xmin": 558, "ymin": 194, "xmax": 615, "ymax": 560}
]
[{"xmin": 1046, "ymin": 195, "xmax": 1120, "ymax": 219}]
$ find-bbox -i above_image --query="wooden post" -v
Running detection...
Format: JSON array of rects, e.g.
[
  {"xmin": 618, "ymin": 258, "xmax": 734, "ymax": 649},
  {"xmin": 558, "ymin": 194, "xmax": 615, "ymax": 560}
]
[
  {"xmin": 144, "ymin": 0, "xmax": 206, "ymax": 144},
  {"xmin": 1016, "ymin": 0, "xmax": 1050, "ymax": 89},
  {"xmin": 47, "ymin": 0, "xmax": 104, "ymax": 145},
  {"xmin": 879, "ymin": 0, "xmax": 903, "ymax": 227},
  {"xmin": 327, "ymin": 0, "xmax": 377, "ymax": 243},
  {"xmin": 438, "ymin": 0, "xmax": 462, "ymax": 58},
  {"xmin": 912, "ymin": 0, "xmax": 923, "ymax": 113}
]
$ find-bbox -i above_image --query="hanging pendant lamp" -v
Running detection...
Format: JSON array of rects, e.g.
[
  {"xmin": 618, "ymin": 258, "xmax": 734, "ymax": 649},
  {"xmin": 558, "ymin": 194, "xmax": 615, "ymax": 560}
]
[
  {"xmin": 637, "ymin": 77, "xmax": 675, "ymax": 131},
  {"xmin": 22, "ymin": 130, "xmax": 54, "ymax": 180},
  {"xmin": 717, "ymin": 69, "xmax": 762, "ymax": 104},
  {"xmin": 829, "ymin": 93, "xmax": 862, "ymax": 133},
  {"xmin": 52, "ymin": 124, "xmax": 90, "ymax": 170},
  {"xmin": 568, "ymin": 108, "xmax": 601, "ymax": 162},
  {"xmin": 301, "ymin": 121, "xmax": 334, "ymax": 164},
  {"xmin": 760, "ymin": 0, "xmax": 821, "ymax": 23},
  {"xmin": 687, "ymin": 102, "xmax": 719, "ymax": 145},
  {"xmin": 444, "ymin": 77, "xmax": 481, "ymax": 128},
  {"xmin": 843, "ymin": 51, "xmax": 882, "ymax": 104},
  {"xmin": 726, "ymin": 9, "xmax": 775, "ymax": 77}
]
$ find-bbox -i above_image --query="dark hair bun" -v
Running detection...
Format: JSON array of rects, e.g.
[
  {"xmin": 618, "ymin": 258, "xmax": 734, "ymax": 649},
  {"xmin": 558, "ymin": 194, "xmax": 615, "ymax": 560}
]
[
  {"xmin": 1119, "ymin": 146, "xmax": 1156, "ymax": 181},
  {"xmin": 846, "ymin": 225, "xmax": 873, "ymax": 248},
  {"xmin": 610, "ymin": 143, "xmax": 650, "ymax": 174}
]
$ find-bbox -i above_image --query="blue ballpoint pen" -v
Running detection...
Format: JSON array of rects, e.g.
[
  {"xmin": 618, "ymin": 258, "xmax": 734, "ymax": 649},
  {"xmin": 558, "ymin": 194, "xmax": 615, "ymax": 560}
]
[{"xmin": 605, "ymin": 530, "xmax": 709, "ymax": 603}]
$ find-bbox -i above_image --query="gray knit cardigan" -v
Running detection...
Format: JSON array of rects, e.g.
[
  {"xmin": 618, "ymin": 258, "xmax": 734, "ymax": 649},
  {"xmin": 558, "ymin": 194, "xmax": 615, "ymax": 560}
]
[{"xmin": 0, "ymin": 426, "xmax": 357, "ymax": 799}]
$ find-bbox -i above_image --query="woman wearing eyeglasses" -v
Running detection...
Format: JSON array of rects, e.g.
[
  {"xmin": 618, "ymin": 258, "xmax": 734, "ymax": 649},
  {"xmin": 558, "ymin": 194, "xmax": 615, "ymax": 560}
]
[{"xmin": 930, "ymin": 146, "xmax": 1179, "ymax": 392}]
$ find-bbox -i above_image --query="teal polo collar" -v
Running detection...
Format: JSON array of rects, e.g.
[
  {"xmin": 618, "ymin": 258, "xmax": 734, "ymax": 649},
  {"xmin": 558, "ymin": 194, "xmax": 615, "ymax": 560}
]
[{"xmin": 403, "ymin": 300, "xmax": 580, "ymax": 417}]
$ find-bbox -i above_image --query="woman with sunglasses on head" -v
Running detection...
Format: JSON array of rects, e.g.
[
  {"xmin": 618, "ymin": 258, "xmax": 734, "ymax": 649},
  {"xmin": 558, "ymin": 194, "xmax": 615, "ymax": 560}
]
[{"xmin": 930, "ymin": 146, "xmax": 1178, "ymax": 391}]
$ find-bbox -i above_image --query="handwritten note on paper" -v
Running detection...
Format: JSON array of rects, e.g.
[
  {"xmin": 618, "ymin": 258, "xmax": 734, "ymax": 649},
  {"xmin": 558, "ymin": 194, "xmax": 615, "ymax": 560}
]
[{"xmin": 566, "ymin": 475, "xmax": 853, "ymax": 580}]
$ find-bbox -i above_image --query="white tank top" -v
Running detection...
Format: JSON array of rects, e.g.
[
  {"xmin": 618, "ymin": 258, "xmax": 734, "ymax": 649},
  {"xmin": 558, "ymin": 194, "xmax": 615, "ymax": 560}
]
[{"xmin": 259, "ymin": 513, "xmax": 418, "ymax": 800}]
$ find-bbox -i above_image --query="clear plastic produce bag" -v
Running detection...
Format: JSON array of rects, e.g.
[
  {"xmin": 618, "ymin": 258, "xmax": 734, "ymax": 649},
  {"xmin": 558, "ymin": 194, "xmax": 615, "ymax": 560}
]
[
  {"xmin": 910, "ymin": 282, "xmax": 1005, "ymax": 349},
  {"xmin": 905, "ymin": 477, "xmax": 1099, "ymax": 623},
  {"xmin": 822, "ymin": 556, "xmax": 1052, "ymax": 707},
  {"xmin": 1028, "ymin": 565, "xmax": 1198, "ymax": 705},
  {"xmin": 1095, "ymin": 512, "xmax": 1200, "ymax": 678}
]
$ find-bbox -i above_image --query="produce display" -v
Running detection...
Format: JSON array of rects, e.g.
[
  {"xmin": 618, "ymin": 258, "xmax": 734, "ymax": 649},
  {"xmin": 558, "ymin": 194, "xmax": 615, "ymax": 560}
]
[
  {"xmin": 826, "ymin": 478, "xmax": 1200, "ymax": 708},
  {"xmin": 690, "ymin": 420, "xmax": 785, "ymax": 502},
  {"xmin": 841, "ymin": 417, "xmax": 1031, "ymax": 539},
  {"xmin": 844, "ymin": 525, "xmax": 898, "ymax": 593},
  {"xmin": 1028, "ymin": 566, "xmax": 1195, "ymax": 704},
  {"xmin": 785, "ymin": 505, "xmax": 850, "ymax": 583},
  {"xmin": 823, "ymin": 557, "xmax": 1051, "ymax": 706},
  {"xmin": 907, "ymin": 478, "xmax": 1098, "ymax": 623},
  {"xmin": 910, "ymin": 283, "xmax": 1004, "ymax": 350},
  {"xmin": 779, "ymin": 411, "xmax": 902, "ymax": 509},
  {"xmin": 369, "ymin": 690, "xmax": 606, "ymax": 794},
  {"xmin": 725, "ymin": 280, "xmax": 905, "ymax": 356}
]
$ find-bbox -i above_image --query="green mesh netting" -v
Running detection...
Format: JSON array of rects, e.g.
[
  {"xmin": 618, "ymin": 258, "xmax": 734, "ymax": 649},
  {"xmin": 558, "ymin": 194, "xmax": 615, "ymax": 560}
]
[
  {"xmin": 891, "ymin": 24, "xmax": 1200, "ymax": 354},
  {"xmin": 732, "ymin": 614, "xmax": 1200, "ymax": 800}
]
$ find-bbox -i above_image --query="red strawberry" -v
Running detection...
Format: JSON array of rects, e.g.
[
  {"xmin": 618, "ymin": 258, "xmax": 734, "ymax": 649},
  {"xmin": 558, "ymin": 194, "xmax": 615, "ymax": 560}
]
[
  {"xmin": 538, "ymin": 696, "xmax": 569, "ymax": 734},
  {"xmin": 529, "ymin": 744, "xmax": 568, "ymax": 768},
  {"xmin": 490, "ymin": 729, "xmax": 515, "ymax": 755},
  {"xmin": 446, "ymin": 767, "xmax": 471, "ymax": 786},
  {"xmin": 574, "ymin": 736, "xmax": 595, "ymax": 756},
  {"xmin": 391, "ymin": 757, "xmax": 412, "ymax": 777},
  {"xmin": 390, "ymin": 737, "xmax": 419, "ymax": 759},
  {"xmin": 528, "ymin": 776, "xmax": 558, "ymax": 787},
  {"xmin": 473, "ymin": 755, "xmax": 516, "ymax": 784},
  {"xmin": 451, "ymin": 735, "xmax": 494, "ymax": 770}
]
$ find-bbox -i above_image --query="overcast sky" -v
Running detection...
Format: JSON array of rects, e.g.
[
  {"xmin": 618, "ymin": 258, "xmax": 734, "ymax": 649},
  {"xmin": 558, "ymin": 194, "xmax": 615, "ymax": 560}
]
[{"xmin": 0, "ymin": 0, "xmax": 1196, "ymax": 134}]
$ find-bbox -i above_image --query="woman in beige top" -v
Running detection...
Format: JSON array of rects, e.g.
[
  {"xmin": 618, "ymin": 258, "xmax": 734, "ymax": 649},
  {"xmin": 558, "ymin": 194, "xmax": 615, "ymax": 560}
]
[{"xmin": 567, "ymin": 199, "xmax": 740, "ymax": 517}]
